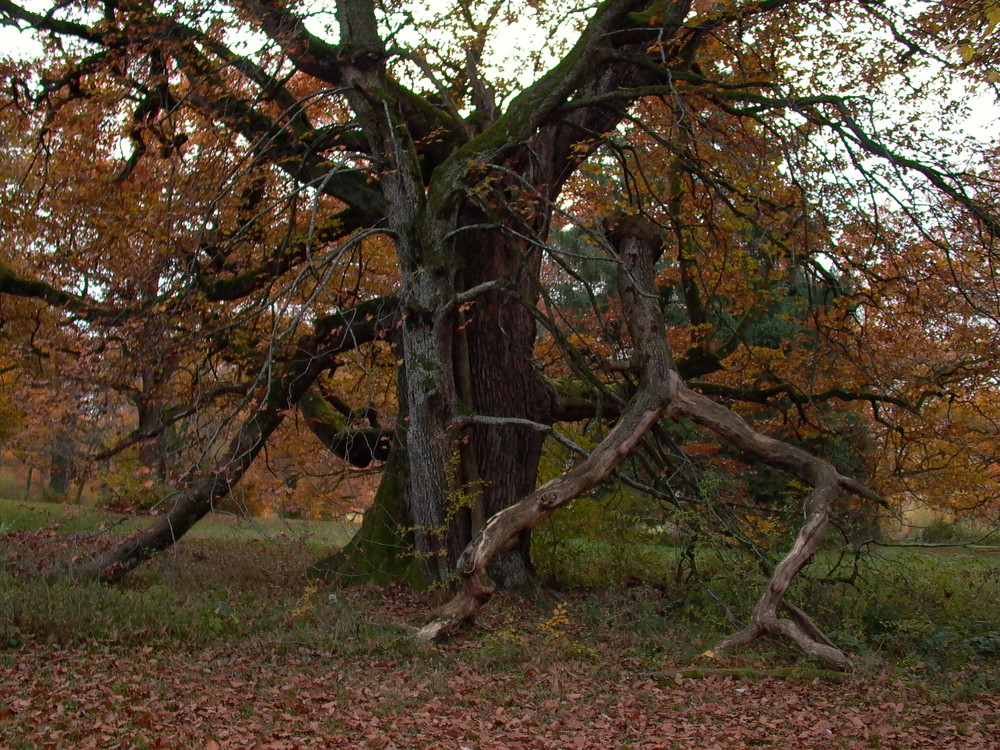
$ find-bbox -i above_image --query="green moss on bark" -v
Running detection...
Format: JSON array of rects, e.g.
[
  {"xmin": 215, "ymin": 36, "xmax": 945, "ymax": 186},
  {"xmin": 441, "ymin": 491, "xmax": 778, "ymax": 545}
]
[{"xmin": 308, "ymin": 447, "xmax": 433, "ymax": 587}]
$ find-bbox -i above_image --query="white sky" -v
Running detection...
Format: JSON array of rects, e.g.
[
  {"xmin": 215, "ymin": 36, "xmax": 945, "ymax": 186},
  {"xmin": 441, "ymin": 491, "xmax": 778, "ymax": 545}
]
[
  {"xmin": 1, "ymin": 3, "xmax": 995, "ymax": 163},
  {"xmin": 0, "ymin": 23, "xmax": 43, "ymax": 58}
]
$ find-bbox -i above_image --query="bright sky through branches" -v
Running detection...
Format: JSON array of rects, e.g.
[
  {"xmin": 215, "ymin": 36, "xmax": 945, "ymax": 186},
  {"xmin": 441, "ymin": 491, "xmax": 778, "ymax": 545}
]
[{"xmin": 0, "ymin": 1, "xmax": 995, "ymax": 196}]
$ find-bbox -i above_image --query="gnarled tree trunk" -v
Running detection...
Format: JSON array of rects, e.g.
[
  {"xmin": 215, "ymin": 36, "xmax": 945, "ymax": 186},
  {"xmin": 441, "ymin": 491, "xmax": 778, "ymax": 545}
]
[{"xmin": 416, "ymin": 214, "xmax": 874, "ymax": 668}]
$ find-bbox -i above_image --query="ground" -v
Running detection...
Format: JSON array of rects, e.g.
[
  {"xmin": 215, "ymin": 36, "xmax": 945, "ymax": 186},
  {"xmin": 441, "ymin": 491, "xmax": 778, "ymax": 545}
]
[
  {"xmin": 1, "ymin": 500, "xmax": 999, "ymax": 748},
  {"xmin": 4, "ymin": 635, "xmax": 998, "ymax": 749}
]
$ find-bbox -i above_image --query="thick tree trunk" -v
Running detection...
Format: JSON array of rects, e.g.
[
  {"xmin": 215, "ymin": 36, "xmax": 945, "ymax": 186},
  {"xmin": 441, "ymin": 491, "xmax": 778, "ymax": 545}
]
[
  {"xmin": 331, "ymin": 0, "xmax": 697, "ymax": 589},
  {"xmin": 395, "ymin": 302, "xmax": 457, "ymax": 581},
  {"xmin": 458, "ymin": 227, "xmax": 552, "ymax": 588},
  {"xmin": 416, "ymin": 214, "xmax": 874, "ymax": 668},
  {"xmin": 416, "ymin": 214, "xmax": 674, "ymax": 639},
  {"xmin": 337, "ymin": 0, "xmax": 461, "ymax": 581}
]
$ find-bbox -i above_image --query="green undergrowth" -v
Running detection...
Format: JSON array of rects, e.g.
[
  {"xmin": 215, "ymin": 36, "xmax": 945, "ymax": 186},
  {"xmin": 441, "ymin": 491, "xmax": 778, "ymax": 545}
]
[
  {"xmin": 534, "ymin": 532, "xmax": 1000, "ymax": 684},
  {"xmin": 2, "ymin": 498, "xmax": 999, "ymax": 695},
  {"xmin": 531, "ymin": 496, "xmax": 1000, "ymax": 687}
]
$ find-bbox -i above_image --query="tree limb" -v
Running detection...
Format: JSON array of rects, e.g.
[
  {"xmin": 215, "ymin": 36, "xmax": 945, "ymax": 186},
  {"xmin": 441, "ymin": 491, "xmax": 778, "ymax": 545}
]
[
  {"xmin": 0, "ymin": 264, "xmax": 123, "ymax": 321},
  {"xmin": 689, "ymin": 380, "xmax": 915, "ymax": 412},
  {"xmin": 59, "ymin": 296, "xmax": 398, "ymax": 583},
  {"xmin": 416, "ymin": 213, "xmax": 870, "ymax": 668},
  {"xmin": 299, "ymin": 387, "xmax": 393, "ymax": 467}
]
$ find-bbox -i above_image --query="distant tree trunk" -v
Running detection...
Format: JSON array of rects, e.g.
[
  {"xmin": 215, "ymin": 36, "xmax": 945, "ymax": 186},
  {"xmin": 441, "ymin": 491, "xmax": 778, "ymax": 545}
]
[
  {"xmin": 135, "ymin": 368, "xmax": 173, "ymax": 482},
  {"xmin": 136, "ymin": 407, "xmax": 167, "ymax": 482},
  {"xmin": 71, "ymin": 374, "xmax": 316, "ymax": 581},
  {"xmin": 48, "ymin": 435, "xmax": 73, "ymax": 497}
]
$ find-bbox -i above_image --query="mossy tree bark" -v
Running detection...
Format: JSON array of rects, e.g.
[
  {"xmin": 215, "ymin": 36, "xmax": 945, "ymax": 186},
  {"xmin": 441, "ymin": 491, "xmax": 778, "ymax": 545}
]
[
  {"xmin": 309, "ymin": 445, "xmax": 435, "ymax": 587},
  {"xmin": 298, "ymin": 388, "xmax": 394, "ymax": 469}
]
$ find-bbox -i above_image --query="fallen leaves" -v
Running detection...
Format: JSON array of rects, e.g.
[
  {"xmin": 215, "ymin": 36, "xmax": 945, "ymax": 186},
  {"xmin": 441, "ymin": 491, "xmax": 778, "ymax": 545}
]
[{"xmin": 1, "ymin": 644, "xmax": 998, "ymax": 749}]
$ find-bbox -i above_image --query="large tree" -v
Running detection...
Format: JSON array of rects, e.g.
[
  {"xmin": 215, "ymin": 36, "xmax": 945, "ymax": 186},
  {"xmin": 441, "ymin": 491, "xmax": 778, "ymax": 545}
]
[{"xmin": 1, "ymin": 0, "xmax": 998, "ymax": 663}]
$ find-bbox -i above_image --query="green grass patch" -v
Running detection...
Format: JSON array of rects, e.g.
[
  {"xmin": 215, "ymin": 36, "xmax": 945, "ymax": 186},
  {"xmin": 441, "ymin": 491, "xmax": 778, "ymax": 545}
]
[
  {"xmin": 0, "ymin": 497, "xmax": 368, "ymax": 651},
  {"xmin": 533, "ymin": 526, "xmax": 1000, "ymax": 676},
  {"xmin": 2, "ymin": 497, "xmax": 999, "ymax": 693},
  {"xmin": 0, "ymin": 497, "xmax": 357, "ymax": 547},
  {"xmin": 533, "ymin": 536, "xmax": 682, "ymax": 587}
]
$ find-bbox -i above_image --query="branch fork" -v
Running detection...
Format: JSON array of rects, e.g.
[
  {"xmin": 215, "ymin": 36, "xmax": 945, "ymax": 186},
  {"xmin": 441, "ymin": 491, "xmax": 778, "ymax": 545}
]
[{"xmin": 416, "ymin": 214, "xmax": 870, "ymax": 669}]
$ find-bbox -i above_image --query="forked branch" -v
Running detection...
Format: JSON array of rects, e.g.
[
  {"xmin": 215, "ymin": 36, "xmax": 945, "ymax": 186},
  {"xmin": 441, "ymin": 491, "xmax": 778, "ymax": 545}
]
[
  {"xmin": 415, "ymin": 214, "xmax": 677, "ymax": 642},
  {"xmin": 417, "ymin": 214, "xmax": 871, "ymax": 668}
]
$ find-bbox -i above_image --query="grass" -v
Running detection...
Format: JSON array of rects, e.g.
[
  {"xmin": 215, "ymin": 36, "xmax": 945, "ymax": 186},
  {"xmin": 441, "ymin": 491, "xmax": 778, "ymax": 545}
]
[
  {"xmin": 0, "ymin": 497, "xmax": 357, "ymax": 546},
  {"xmin": 0, "ymin": 497, "xmax": 366, "ymax": 651},
  {"xmin": 1, "ymin": 497, "xmax": 999, "ymax": 693},
  {"xmin": 533, "ymin": 523, "xmax": 1000, "ymax": 679},
  {"xmin": 3, "ymin": 499, "xmax": 999, "ymax": 749}
]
